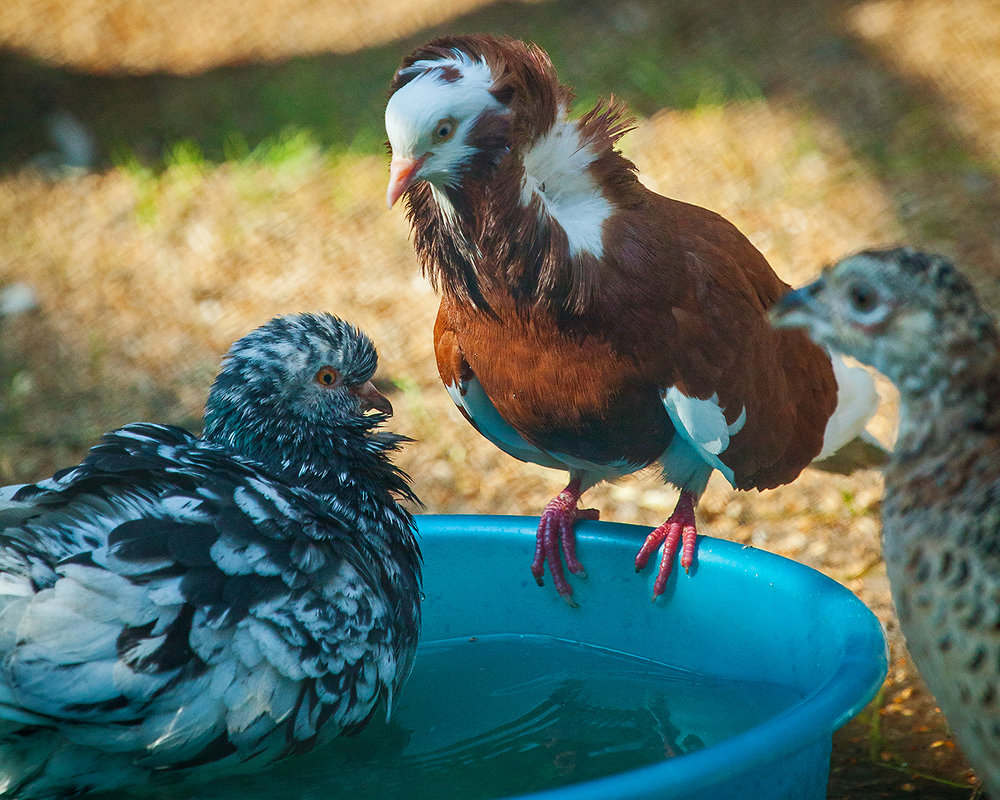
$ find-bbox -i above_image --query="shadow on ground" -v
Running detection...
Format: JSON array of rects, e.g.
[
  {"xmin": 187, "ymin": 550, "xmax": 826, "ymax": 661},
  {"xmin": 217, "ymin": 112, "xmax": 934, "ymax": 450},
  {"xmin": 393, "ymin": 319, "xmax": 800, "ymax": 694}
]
[{"xmin": 2, "ymin": 0, "xmax": 999, "ymax": 298}]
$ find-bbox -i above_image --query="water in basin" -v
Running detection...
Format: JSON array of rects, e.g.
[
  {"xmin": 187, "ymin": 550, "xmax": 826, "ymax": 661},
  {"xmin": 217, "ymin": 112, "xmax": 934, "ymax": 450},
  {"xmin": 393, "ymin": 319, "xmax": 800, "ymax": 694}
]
[{"xmin": 113, "ymin": 632, "xmax": 802, "ymax": 800}]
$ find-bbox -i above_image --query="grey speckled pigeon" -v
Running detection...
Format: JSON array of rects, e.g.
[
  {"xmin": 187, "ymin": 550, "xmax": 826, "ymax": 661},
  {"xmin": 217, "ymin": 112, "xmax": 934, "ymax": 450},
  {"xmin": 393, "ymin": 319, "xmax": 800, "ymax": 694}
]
[
  {"xmin": 0, "ymin": 313, "xmax": 422, "ymax": 798},
  {"xmin": 771, "ymin": 247, "xmax": 1000, "ymax": 795}
]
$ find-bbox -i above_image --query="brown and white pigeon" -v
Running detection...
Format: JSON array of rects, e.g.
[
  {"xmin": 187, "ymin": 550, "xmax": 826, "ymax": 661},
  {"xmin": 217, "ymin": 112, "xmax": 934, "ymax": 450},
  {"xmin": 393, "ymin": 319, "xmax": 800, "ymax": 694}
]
[
  {"xmin": 771, "ymin": 247, "xmax": 1000, "ymax": 795},
  {"xmin": 0, "ymin": 313, "xmax": 422, "ymax": 797},
  {"xmin": 384, "ymin": 34, "xmax": 880, "ymax": 603}
]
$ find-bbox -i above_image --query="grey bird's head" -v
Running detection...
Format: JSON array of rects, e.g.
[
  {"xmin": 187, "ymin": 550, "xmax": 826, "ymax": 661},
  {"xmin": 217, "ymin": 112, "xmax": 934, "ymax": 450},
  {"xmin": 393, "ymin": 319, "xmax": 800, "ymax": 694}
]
[
  {"xmin": 202, "ymin": 313, "xmax": 395, "ymax": 475},
  {"xmin": 770, "ymin": 247, "xmax": 999, "ymax": 392}
]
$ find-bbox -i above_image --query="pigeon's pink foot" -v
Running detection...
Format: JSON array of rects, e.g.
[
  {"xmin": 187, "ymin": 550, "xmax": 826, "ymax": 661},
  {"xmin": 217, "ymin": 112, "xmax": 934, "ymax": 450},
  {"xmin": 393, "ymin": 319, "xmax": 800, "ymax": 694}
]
[
  {"xmin": 634, "ymin": 491, "xmax": 698, "ymax": 598},
  {"xmin": 530, "ymin": 478, "xmax": 600, "ymax": 605}
]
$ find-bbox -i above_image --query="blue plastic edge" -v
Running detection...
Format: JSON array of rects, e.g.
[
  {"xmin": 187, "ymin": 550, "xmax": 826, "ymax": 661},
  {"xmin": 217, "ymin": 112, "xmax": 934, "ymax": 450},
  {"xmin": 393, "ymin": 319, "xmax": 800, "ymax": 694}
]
[{"xmin": 413, "ymin": 514, "xmax": 890, "ymax": 800}]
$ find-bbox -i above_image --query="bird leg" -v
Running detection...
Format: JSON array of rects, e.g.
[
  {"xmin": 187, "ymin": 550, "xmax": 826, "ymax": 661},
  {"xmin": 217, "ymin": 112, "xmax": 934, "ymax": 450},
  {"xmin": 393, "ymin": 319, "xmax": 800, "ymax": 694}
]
[
  {"xmin": 634, "ymin": 491, "xmax": 698, "ymax": 598},
  {"xmin": 531, "ymin": 477, "xmax": 600, "ymax": 604}
]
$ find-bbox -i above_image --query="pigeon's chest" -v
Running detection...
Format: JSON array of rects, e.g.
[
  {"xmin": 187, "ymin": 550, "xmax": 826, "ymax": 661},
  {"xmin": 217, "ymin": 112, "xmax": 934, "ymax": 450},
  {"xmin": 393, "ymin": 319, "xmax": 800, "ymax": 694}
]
[{"xmin": 441, "ymin": 297, "xmax": 674, "ymax": 466}]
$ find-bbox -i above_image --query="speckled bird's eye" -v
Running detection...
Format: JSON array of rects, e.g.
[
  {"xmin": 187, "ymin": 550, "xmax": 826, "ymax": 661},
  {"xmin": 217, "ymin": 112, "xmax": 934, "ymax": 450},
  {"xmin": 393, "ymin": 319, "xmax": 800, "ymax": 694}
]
[
  {"xmin": 315, "ymin": 366, "xmax": 340, "ymax": 387},
  {"xmin": 848, "ymin": 283, "xmax": 878, "ymax": 314}
]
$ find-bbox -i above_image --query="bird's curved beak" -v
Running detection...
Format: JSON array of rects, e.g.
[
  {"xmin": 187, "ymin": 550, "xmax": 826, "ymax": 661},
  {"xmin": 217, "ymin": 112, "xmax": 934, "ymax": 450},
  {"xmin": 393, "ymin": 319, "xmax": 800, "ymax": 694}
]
[
  {"xmin": 351, "ymin": 380, "xmax": 393, "ymax": 416},
  {"xmin": 769, "ymin": 280, "xmax": 824, "ymax": 330},
  {"xmin": 386, "ymin": 154, "xmax": 427, "ymax": 208}
]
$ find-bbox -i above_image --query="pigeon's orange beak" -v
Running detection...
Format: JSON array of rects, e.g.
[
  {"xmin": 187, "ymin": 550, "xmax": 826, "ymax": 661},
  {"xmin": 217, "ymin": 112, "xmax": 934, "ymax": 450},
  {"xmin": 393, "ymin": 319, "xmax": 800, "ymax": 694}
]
[
  {"xmin": 386, "ymin": 154, "xmax": 427, "ymax": 208},
  {"xmin": 350, "ymin": 380, "xmax": 393, "ymax": 416}
]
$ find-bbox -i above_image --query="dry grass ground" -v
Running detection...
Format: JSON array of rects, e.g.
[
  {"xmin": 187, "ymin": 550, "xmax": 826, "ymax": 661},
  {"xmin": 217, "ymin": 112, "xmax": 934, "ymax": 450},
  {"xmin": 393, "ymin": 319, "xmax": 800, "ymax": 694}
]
[{"xmin": 1, "ymin": 0, "xmax": 999, "ymax": 797}]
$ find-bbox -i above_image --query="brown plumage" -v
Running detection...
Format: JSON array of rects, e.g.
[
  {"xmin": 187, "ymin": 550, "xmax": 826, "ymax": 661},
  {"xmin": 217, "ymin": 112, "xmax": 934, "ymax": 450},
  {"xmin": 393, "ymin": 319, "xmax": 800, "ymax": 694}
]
[
  {"xmin": 385, "ymin": 34, "xmax": 878, "ymax": 602},
  {"xmin": 771, "ymin": 248, "xmax": 1000, "ymax": 795}
]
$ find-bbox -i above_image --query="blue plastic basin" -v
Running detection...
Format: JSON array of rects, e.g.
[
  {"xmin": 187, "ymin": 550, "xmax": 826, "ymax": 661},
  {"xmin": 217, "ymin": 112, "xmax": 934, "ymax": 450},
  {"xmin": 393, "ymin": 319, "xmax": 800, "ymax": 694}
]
[{"xmin": 415, "ymin": 514, "xmax": 888, "ymax": 800}]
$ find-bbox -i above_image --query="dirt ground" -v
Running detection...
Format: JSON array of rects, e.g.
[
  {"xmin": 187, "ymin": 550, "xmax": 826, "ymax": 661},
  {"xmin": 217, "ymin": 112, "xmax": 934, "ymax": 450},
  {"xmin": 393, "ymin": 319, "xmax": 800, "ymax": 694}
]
[{"xmin": 1, "ymin": 1, "xmax": 1000, "ymax": 797}]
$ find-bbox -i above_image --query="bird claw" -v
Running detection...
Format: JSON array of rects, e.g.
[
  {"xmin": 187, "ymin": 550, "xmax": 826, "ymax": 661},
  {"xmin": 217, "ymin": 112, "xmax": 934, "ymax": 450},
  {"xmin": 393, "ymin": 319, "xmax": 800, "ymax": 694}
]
[
  {"xmin": 634, "ymin": 492, "xmax": 699, "ymax": 599},
  {"xmin": 531, "ymin": 481, "xmax": 598, "ymax": 601}
]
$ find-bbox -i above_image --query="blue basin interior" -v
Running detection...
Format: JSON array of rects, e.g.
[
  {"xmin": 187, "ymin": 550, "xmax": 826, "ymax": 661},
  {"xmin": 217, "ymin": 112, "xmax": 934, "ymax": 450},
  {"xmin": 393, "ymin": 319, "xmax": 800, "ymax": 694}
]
[{"xmin": 415, "ymin": 514, "xmax": 888, "ymax": 800}]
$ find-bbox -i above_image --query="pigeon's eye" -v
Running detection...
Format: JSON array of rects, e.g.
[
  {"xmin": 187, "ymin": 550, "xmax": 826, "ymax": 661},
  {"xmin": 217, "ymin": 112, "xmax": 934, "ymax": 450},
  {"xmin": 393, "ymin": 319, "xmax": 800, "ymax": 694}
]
[
  {"xmin": 314, "ymin": 366, "xmax": 340, "ymax": 388},
  {"xmin": 432, "ymin": 118, "xmax": 457, "ymax": 143}
]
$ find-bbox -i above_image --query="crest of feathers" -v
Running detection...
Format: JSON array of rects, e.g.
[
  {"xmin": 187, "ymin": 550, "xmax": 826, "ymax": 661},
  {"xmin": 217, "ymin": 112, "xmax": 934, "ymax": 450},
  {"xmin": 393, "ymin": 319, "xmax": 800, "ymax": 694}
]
[{"xmin": 391, "ymin": 35, "xmax": 641, "ymax": 316}]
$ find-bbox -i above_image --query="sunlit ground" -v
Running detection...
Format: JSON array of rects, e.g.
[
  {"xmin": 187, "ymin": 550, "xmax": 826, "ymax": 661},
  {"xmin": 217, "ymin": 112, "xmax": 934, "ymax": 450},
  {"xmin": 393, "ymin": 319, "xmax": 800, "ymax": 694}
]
[{"xmin": 1, "ymin": 1, "xmax": 999, "ymax": 796}]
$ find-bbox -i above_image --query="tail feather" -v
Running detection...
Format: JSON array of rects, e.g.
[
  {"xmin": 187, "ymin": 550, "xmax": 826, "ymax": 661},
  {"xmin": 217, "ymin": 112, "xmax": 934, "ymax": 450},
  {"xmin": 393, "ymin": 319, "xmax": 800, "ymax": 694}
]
[{"xmin": 812, "ymin": 430, "xmax": 889, "ymax": 474}]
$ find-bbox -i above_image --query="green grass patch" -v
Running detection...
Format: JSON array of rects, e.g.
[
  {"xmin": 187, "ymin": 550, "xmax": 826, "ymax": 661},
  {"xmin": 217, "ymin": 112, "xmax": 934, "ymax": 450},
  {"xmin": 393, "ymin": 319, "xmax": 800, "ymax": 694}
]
[
  {"xmin": 55, "ymin": 1, "xmax": 774, "ymax": 173},
  {"xmin": 862, "ymin": 685, "xmax": 888, "ymax": 762}
]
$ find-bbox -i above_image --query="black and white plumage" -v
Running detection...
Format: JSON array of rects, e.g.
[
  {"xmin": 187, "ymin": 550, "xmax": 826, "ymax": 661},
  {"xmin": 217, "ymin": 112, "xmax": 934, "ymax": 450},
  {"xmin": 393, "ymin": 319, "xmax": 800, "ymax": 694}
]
[
  {"xmin": 771, "ymin": 248, "xmax": 1000, "ymax": 795},
  {"xmin": 0, "ymin": 313, "xmax": 421, "ymax": 797}
]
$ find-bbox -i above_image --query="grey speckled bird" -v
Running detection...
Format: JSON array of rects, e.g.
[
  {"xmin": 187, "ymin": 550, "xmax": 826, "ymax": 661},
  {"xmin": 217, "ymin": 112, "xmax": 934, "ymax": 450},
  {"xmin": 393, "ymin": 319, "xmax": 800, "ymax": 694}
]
[
  {"xmin": 0, "ymin": 313, "xmax": 422, "ymax": 798},
  {"xmin": 771, "ymin": 247, "xmax": 1000, "ymax": 795}
]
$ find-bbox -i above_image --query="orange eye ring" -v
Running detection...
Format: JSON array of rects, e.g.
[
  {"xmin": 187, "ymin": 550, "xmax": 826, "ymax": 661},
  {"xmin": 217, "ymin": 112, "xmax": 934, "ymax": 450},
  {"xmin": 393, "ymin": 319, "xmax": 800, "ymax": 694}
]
[
  {"xmin": 314, "ymin": 366, "xmax": 341, "ymax": 388},
  {"xmin": 432, "ymin": 117, "xmax": 457, "ymax": 143}
]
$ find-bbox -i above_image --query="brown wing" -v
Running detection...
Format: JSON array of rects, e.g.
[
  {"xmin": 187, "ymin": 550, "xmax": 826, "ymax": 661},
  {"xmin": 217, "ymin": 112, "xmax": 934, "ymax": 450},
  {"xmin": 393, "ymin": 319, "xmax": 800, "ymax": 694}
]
[
  {"xmin": 437, "ymin": 292, "xmax": 676, "ymax": 469},
  {"xmin": 433, "ymin": 303, "xmax": 473, "ymax": 398},
  {"xmin": 599, "ymin": 188, "xmax": 838, "ymax": 490}
]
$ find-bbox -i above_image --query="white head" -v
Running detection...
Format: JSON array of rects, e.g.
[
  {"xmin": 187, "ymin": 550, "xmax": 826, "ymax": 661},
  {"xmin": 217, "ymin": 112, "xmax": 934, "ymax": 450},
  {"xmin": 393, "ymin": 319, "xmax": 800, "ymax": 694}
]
[{"xmin": 385, "ymin": 51, "xmax": 506, "ymax": 207}]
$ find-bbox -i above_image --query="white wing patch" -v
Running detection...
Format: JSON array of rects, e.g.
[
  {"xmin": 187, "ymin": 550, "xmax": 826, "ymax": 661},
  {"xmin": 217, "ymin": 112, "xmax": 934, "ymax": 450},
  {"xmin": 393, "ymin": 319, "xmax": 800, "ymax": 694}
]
[
  {"xmin": 817, "ymin": 350, "xmax": 880, "ymax": 460},
  {"xmin": 519, "ymin": 114, "xmax": 612, "ymax": 259},
  {"xmin": 661, "ymin": 388, "xmax": 746, "ymax": 486}
]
